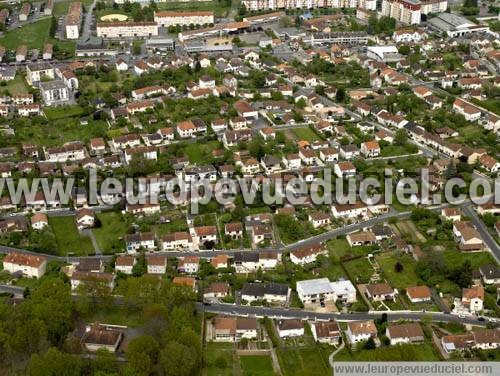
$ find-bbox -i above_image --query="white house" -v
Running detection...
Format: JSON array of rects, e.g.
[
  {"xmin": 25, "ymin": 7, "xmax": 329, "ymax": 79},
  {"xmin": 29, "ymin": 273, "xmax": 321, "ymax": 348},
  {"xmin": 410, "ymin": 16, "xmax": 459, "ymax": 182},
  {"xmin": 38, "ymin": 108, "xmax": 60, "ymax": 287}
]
[
  {"xmin": 346, "ymin": 320, "xmax": 377, "ymax": 344},
  {"xmin": 2, "ymin": 251, "xmax": 47, "ymax": 278}
]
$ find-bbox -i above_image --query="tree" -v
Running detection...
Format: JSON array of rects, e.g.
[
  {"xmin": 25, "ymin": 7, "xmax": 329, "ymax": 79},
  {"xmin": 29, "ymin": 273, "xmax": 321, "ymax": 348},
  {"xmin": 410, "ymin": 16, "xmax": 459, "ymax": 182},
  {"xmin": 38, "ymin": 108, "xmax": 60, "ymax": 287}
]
[
  {"xmin": 444, "ymin": 161, "xmax": 457, "ymax": 179},
  {"xmin": 160, "ymin": 341, "xmax": 198, "ymax": 376},
  {"xmin": 364, "ymin": 337, "xmax": 376, "ymax": 350},
  {"xmin": 335, "ymin": 87, "xmax": 346, "ymax": 103},
  {"xmin": 93, "ymin": 348, "xmax": 119, "ymax": 375},
  {"xmin": 394, "ymin": 261, "xmax": 404, "ymax": 273},
  {"xmin": 394, "ymin": 129, "xmax": 408, "ymax": 146},
  {"xmin": 26, "ymin": 348, "xmax": 81, "ymax": 376},
  {"xmin": 125, "ymin": 335, "xmax": 160, "ymax": 376}
]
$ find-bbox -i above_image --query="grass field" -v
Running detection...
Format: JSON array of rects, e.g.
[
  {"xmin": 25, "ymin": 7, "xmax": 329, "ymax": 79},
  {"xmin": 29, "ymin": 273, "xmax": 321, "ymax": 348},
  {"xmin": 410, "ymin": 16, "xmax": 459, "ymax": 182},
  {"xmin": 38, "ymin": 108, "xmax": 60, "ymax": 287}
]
[
  {"xmin": 0, "ymin": 18, "xmax": 51, "ymax": 50},
  {"xmin": 92, "ymin": 212, "xmax": 129, "ymax": 254},
  {"xmin": 393, "ymin": 221, "xmax": 426, "ymax": 243},
  {"xmin": 44, "ymin": 105, "xmax": 86, "ymax": 121},
  {"xmin": 441, "ymin": 250, "xmax": 496, "ymax": 270},
  {"xmin": 335, "ymin": 343, "xmax": 440, "ymax": 361},
  {"xmin": 183, "ymin": 140, "xmax": 221, "ymax": 164},
  {"xmin": 327, "ymin": 238, "xmax": 374, "ymax": 261},
  {"xmin": 204, "ymin": 343, "xmax": 234, "ymax": 376},
  {"xmin": 343, "ymin": 258, "xmax": 373, "ymax": 284},
  {"xmin": 239, "ymin": 355, "xmax": 274, "ymax": 376},
  {"xmin": 376, "ymin": 252, "xmax": 422, "ymax": 290},
  {"xmin": 1, "ymin": 75, "xmax": 30, "ymax": 95},
  {"xmin": 291, "ymin": 127, "xmax": 321, "ymax": 142},
  {"xmin": 278, "ymin": 346, "xmax": 330, "ymax": 376},
  {"xmin": 49, "ymin": 216, "xmax": 94, "ymax": 256}
]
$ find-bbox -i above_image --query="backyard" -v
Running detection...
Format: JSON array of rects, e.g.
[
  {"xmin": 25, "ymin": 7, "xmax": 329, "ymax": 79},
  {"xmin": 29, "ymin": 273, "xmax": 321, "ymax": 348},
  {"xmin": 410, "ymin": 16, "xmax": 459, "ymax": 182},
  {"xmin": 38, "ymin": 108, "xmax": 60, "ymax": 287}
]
[
  {"xmin": 49, "ymin": 216, "xmax": 94, "ymax": 256},
  {"xmin": 92, "ymin": 212, "xmax": 129, "ymax": 254}
]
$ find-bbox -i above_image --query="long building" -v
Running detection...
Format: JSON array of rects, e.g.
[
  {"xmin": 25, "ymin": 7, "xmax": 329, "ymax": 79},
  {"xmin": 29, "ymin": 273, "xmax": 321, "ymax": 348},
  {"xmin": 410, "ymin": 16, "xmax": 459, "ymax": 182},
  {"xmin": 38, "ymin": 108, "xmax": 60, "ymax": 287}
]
[
  {"xmin": 178, "ymin": 21, "xmax": 250, "ymax": 42},
  {"xmin": 308, "ymin": 31, "xmax": 368, "ymax": 45},
  {"xmin": 420, "ymin": 0, "xmax": 447, "ymax": 14},
  {"xmin": 154, "ymin": 11, "xmax": 214, "ymax": 27},
  {"xmin": 380, "ymin": 0, "xmax": 421, "ymax": 25},
  {"xmin": 96, "ymin": 22, "xmax": 159, "ymax": 39},
  {"xmin": 66, "ymin": 2, "xmax": 82, "ymax": 39},
  {"xmin": 242, "ymin": 0, "xmax": 364, "ymax": 10}
]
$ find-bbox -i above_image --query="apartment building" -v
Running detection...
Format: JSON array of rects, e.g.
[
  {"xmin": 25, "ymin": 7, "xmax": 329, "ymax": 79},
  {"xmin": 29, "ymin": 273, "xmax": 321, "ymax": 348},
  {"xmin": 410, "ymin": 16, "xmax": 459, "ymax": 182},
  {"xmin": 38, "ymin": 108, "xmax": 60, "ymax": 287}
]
[
  {"xmin": 26, "ymin": 62, "xmax": 54, "ymax": 86},
  {"xmin": 154, "ymin": 11, "xmax": 214, "ymax": 27},
  {"xmin": 39, "ymin": 80, "xmax": 70, "ymax": 106},
  {"xmin": 381, "ymin": 0, "xmax": 421, "ymax": 25},
  {"xmin": 97, "ymin": 22, "xmax": 158, "ymax": 38},
  {"xmin": 242, "ymin": 0, "xmax": 358, "ymax": 11},
  {"xmin": 66, "ymin": 2, "xmax": 82, "ymax": 39}
]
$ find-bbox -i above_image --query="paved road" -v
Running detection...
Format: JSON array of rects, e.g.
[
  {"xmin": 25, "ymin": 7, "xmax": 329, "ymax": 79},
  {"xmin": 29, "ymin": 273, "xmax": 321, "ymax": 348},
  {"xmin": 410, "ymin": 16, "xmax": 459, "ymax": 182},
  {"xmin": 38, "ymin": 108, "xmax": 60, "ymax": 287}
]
[
  {"xmin": 80, "ymin": 0, "xmax": 97, "ymax": 42},
  {"xmin": 197, "ymin": 303, "xmax": 493, "ymax": 327},
  {"xmin": 0, "ymin": 284, "xmax": 24, "ymax": 298},
  {"xmin": 463, "ymin": 205, "xmax": 500, "ymax": 263}
]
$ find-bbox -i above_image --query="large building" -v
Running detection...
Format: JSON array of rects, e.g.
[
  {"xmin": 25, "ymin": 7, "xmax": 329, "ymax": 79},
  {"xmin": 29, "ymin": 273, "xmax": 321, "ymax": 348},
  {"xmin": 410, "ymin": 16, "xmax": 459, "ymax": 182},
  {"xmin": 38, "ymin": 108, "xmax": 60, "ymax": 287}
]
[
  {"xmin": 154, "ymin": 11, "xmax": 214, "ymax": 27},
  {"xmin": 39, "ymin": 80, "xmax": 70, "ymax": 106},
  {"xmin": 96, "ymin": 22, "xmax": 159, "ymax": 38},
  {"xmin": 2, "ymin": 251, "xmax": 48, "ymax": 278},
  {"xmin": 242, "ymin": 0, "xmax": 359, "ymax": 11},
  {"xmin": 420, "ymin": 0, "xmax": 447, "ymax": 14},
  {"xmin": 65, "ymin": 2, "xmax": 82, "ymax": 39},
  {"xmin": 381, "ymin": 0, "xmax": 421, "ymax": 25},
  {"xmin": 428, "ymin": 13, "xmax": 491, "ymax": 37}
]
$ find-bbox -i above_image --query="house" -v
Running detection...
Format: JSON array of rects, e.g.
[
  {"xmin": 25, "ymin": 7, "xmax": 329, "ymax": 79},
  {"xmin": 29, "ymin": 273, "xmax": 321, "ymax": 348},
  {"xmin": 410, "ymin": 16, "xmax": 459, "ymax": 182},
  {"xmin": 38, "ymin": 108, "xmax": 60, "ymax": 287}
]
[
  {"xmin": 311, "ymin": 321, "xmax": 341, "ymax": 344},
  {"xmin": 290, "ymin": 243, "xmax": 328, "ymax": 266},
  {"xmin": 2, "ymin": 251, "xmax": 47, "ymax": 278},
  {"xmin": 319, "ymin": 148, "xmax": 338, "ymax": 163},
  {"xmin": 479, "ymin": 264, "xmax": 500, "ymax": 285},
  {"xmin": 124, "ymin": 232, "xmax": 156, "ymax": 253},
  {"xmin": 211, "ymin": 254, "xmax": 229, "ymax": 269},
  {"xmin": 70, "ymin": 271, "xmax": 115, "ymax": 291},
  {"xmin": 334, "ymin": 161, "xmax": 356, "ymax": 178},
  {"xmin": 233, "ymin": 252, "xmax": 260, "ymax": 273},
  {"xmin": 75, "ymin": 208, "xmax": 95, "ymax": 230},
  {"xmin": 194, "ymin": 226, "xmax": 217, "ymax": 246},
  {"xmin": 240, "ymin": 282, "xmax": 290, "ymax": 305},
  {"xmin": 346, "ymin": 320, "xmax": 377, "ymax": 344},
  {"xmin": 211, "ymin": 316, "xmax": 258, "ymax": 342},
  {"xmin": 453, "ymin": 221, "xmax": 483, "ymax": 251},
  {"xmin": 441, "ymin": 207, "xmax": 461, "ymax": 222},
  {"xmin": 277, "ymin": 320, "xmax": 304, "ymax": 338},
  {"xmin": 346, "ymin": 231, "xmax": 377, "ymax": 247},
  {"xmin": 204, "ymin": 282, "xmax": 230, "ymax": 300},
  {"xmin": 282, "ymin": 154, "xmax": 301, "ymax": 170},
  {"xmin": 177, "ymin": 120, "xmax": 196, "ymax": 139},
  {"xmin": 365, "ymin": 283, "xmax": 396, "ymax": 302},
  {"xmin": 453, "ymin": 99, "xmax": 481, "ymax": 122},
  {"xmin": 234, "ymin": 100, "xmax": 258, "ymax": 120},
  {"xmin": 462, "ymin": 286, "xmax": 484, "ymax": 313},
  {"xmin": 442, "ymin": 329, "xmax": 500, "ymax": 353},
  {"xmin": 81, "ymin": 324, "xmax": 123, "ymax": 353},
  {"xmin": 296, "ymin": 278, "xmax": 335, "ymax": 305},
  {"xmin": 308, "ymin": 212, "xmax": 331, "ymax": 229},
  {"xmin": 31, "ymin": 213, "xmax": 48, "ymax": 230},
  {"xmin": 146, "ymin": 255, "xmax": 167, "ymax": 275},
  {"xmin": 250, "ymin": 224, "xmax": 273, "ymax": 245},
  {"xmin": 161, "ymin": 232, "xmax": 192, "ymax": 250},
  {"xmin": 386, "ymin": 323, "xmax": 424, "ymax": 345},
  {"xmin": 115, "ymin": 58, "xmax": 128, "ymax": 71},
  {"xmin": 16, "ymin": 45, "xmax": 28, "ymax": 63},
  {"xmin": 406, "ymin": 285, "xmax": 432, "ymax": 303},
  {"xmin": 115, "ymin": 255, "xmax": 136, "ymax": 275},
  {"xmin": 225, "ymin": 222, "xmax": 243, "ymax": 239},
  {"xmin": 360, "ymin": 141, "xmax": 381, "ymax": 158},
  {"xmin": 479, "ymin": 155, "xmax": 500, "ymax": 174},
  {"xmin": 173, "ymin": 276, "xmax": 197, "ymax": 291},
  {"xmin": 178, "ymin": 256, "xmax": 200, "ymax": 274}
]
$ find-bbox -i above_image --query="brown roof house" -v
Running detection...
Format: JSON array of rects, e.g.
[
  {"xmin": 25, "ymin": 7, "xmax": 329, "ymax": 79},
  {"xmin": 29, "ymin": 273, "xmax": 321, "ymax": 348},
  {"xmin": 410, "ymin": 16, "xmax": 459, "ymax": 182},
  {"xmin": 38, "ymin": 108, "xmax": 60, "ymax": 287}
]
[{"xmin": 386, "ymin": 323, "xmax": 424, "ymax": 345}]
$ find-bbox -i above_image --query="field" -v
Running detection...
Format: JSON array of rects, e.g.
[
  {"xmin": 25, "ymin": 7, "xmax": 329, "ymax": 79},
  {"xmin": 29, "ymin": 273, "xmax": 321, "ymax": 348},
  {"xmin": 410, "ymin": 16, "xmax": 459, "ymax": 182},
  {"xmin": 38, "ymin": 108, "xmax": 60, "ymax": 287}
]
[
  {"xmin": 204, "ymin": 343, "xmax": 235, "ymax": 376},
  {"xmin": 1, "ymin": 75, "xmax": 30, "ymax": 96},
  {"xmin": 335, "ymin": 343, "xmax": 441, "ymax": 361},
  {"xmin": 278, "ymin": 346, "xmax": 331, "ymax": 376},
  {"xmin": 291, "ymin": 127, "xmax": 321, "ymax": 142},
  {"xmin": 44, "ymin": 105, "xmax": 86, "ymax": 121},
  {"xmin": 343, "ymin": 258, "xmax": 374, "ymax": 284},
  {"xmin": 156, "ymin": 1, "xmax": 231, "ymax": 18},
  {"xmin": 92, "ymin": 212, "xmax": 129, "ymax": 254},
  {"xmin": 183, "ymin": 140, "xmax": 221, "ymax": 164},
  {"xmin": 239, "ymin": 355, "xmax": 274, "ymax": 376},
  {"xmin": 376, "ymin": 252, "xmax": 422, "ymax": 290},
  {"xmin": 392, "ymin": 220, "xmax": 426, "ymax": 243},
  {"xmin": 0, "ymin": 18, "xmax": 51, "ymax": 50},
  {"xmin": 49, "ymin": 216, "xmax": 94, "ymax": 256},
  {"xmin": 327, "ymin": 238, "xmax": 373, "ymax": 261}
]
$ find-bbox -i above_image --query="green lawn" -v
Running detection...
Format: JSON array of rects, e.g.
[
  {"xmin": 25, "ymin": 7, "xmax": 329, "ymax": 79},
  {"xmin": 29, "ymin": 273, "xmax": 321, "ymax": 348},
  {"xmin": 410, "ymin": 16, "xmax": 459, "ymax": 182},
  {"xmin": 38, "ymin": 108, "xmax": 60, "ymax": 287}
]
[
  {"xmin": 376, "ymin": 252, "xmax": 422, "ymax": 290},
  {"xmin": 327, "ymin": 238, "xmax": 373, "ymax": 261},
  {"xmin": 44, "ymin": 105, "xmax": 86, "ymax": 121},
  {"xmin": 204, "ymin": 343, "xmax": 235, "ymax": 376},
  {"xmin": 291, "ymin": 127, "xmax": 321, "ymax": 142},
  {"xmin": 0, "ymin": 75, "xmax": 30, "ymax": 96},
  {"xmin": 92, "ymin": 212, "xmax": 129, "ymax": 254},
  {"xmin": 49, "ymin": 216, "xmax": 94, "ymax": 256},
  {"xmin": 239, "ymin": 355, "xmax": 274, "ymax": 376},
  {"xmin": 156, "ymin": 0, "xmax": 230, "ymax": 18},
  {"xmin": 343, "ymin": 258, "xmax": 373, "ymax": 284},
  {"xmin": 335, "ymin": 343, "xmax": 441, "ymax": 361},
  {"xmin": 278, "ymin": 346, "xmax": 330, "ymax": 376},
  {"xmin": 0, "ymin": 18, "xmax": 51, "ymax": 50},
  {"xmin": 183, "ymin": 140, "xmax": 221, "ymax": 164},
  {"xmin": 442, "ymin": 250, "xmax": 496, "ymax": 270}
]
